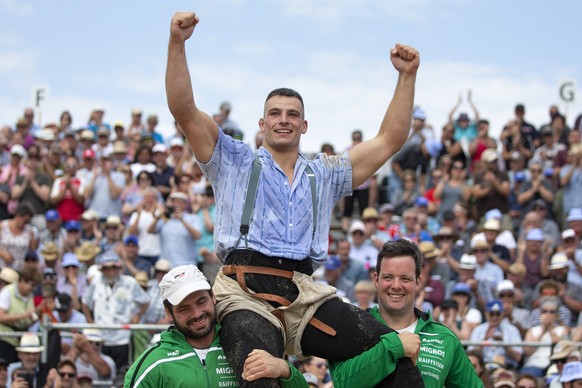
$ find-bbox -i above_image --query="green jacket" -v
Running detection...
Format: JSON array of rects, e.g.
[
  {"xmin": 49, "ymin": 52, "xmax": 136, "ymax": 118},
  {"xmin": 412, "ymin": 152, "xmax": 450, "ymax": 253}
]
[
  {"xmin": 330, "ymin": 308, "xmax": 483, "ymax": 388},
  {"xmin": 124, "ymin": 325, "xmax": 307, "ymax": 388}
]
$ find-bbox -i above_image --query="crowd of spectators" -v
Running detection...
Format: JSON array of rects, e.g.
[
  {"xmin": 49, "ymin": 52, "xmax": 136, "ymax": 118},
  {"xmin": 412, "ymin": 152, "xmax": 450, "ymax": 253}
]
[{"xmin": 0, "ymin": 95, "xmax": 582, "ymax": 387}]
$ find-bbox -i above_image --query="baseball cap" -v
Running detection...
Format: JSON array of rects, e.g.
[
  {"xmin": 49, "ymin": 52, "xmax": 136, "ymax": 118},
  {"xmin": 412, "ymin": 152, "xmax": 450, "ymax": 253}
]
[
  {"xmin": 349, "ymin": 220, "xmax": 366, "ymax": 234},
  {"xmin": 486, "ymin": 299, "xmax": 504, "ymax": 313},
  {"xmin": 324, "ymin": 256, "xmax": 342, "ymax": 271},
  {"xmin": 562, "ymin": 229, "xmax": 576, "ymax": 240},
  {"xmin": 62, "ymin": 253, "xmax": 81, "ymax": 268},
  {"xmin": 159, "ymin": 264, "xmax": 211, "ymax": 305},
  {"xmin": 96, "ymin": 251, "xmax": 122, "ymax": 267},
  {"xmin": 549, "ymin": 253, "xmax": 569, "ymax": 270},
  {"xmin": 525, "ymin": 228, "xmax": 544, "ymax": 241},
  {"xmin": 544, "ymin": 167, "xmax": 554, "ymax": 177},
  {"xmin": 55, "ymin": 293, "xmax": 73, "ymax": 312},
  {"xmin": 379, "ymin": 203, "xmax": 395, "ymax": 213},
  {"xmin": 567, "ymin": 208, "xmax": 582, "ymax": 222},
  {"xmin": 497, "ymin": 279, "xmax": 515, "ymax": 294},
  {"xmin": 152, "ymin": 143, "xmax": 168, "ymax": 154},
  {"xmin": 64, "ymin": 220, "xmax": 81, "ymax": 231},
  {"xmin": 514, "ymin": 171, "xmax": 526, "ymax": 182},
  {"xmin": 124, "ymin": 235, "xmax": 139, "ymax": 245},
  {"xmin": 10, "ymin": 144, "xmax": 27, "ymax": 158},
  {"xmin": 485, "ymin": 209, "xmax": 502, "ymax": 221},
  {"xmin": 415, "ymin": 197, "xmax": 429, "ymax": 207},
  {"xmin": 45, "ymin": 209, "xmax": 60, "ymax": 221},
  {"xmin": 170, "ymin": 192, "xmax": 189, "ymax": 201},
  {"xmin": 170, "ymin": 137, "xmax": 184, "ymax": 148},
  {"xmin": 560, "ymin": 362, "xmax": 582, "ymax": 383},
  {"xmin": 82, "ymin": 149, "xmax": 96, "ymax": 159},
  {"xmin": 412, "ymin": 107, "xmax": 426, "ymax": 120},
  {"xmin": 80, "ymin": 130, "xmax": 95, "ymax": 142},
  {"xmin": 452, "ymin": 283, "xmax": 471, "ymax": 295},
  {"xmin": 458, "ymin": 254, "xmax": 477, "ymax": 270}
]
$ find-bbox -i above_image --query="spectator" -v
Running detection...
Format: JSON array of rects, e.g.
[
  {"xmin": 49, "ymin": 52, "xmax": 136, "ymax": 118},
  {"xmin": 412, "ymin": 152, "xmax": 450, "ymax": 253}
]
[
  {"xmin": 75, "ymin": 147, "xmax": 96, "ymax": 182},
  {"xmin": 73, "ymin": 241, "xmax": 100, "ymax": 269},
  {"xmin": 559, "ymin": 228, "xmax": 582, "ymax": 286},
  {"xmin": 466, "ymin": 350, "xmax": 493, "ymax": 388},
  {"xmin": 81, "ymin": 251, "xmax": 149, "ymax": 371},
  {"xmin": 469, "ymin": 119, "xmax": 497, "ymax": 169},
  {"xmin": 547, "ymin": 341, "xmax": 582, "ymax": 388},
  {"xmin": 38, "ymin": 210, "xmax": 67, "ymax": 254},
  {"xmin": 472, "ymin": 238, "xmax": 505, "ymax": 294},
  {"xmin": 448, "ymin": 91, "xmax": 480, "ymax": 143},
  {"xmin": 111, "ymin": 140, "xmax": 130, "ymax": 169},
  {"xmin": 121, "ymin": 171, "xmax": 161, "ymax": 218},
  {"xmin": 6, "ymin": 332, "xmax": 48, "ymax": 387},
  {"xmin": 361, "ymin": 207, "xmax": 391, "ymax": 251},
  {"xmin": 0, "ymin": 144, "xmax": 28, "ymax": 216},
  {"xmin": 50, "ymin": 155, "xmax": 85, "ymax": 222},
  {"xmin": 521, "ymin": 297, "xmax": 569, "ymax": 377},
  {"xmin": 130, "ymin": 145, "xmax": 155, "ymax": 178},
  {"xmin": 560, "ymin": 145, "xmax": 582, "ymax": 219},
  {"xmin": 393, "ymin": 170, "xmax": 421, "ymax": 216},
  {"xmin": 518, "ymin": 161, "xmax": 555, "ymax": 218},
  {"xmin": 559, "ymin": 361, "xmax": 582, "ymax": 387},
  {"xmin": 518, "ymin": 228, "xmax": 551, "ymax": 301},
  {"xmin": 565, "ymin": 209, "xmax": 582, "ymax": 248},
  {"xmin": 78, "ymin": 210, "xmax": 100, "ymax": 243},
  {"xmin": 448, "ymin": 282, "xmax": 482, "ymax": 340},
  {"xmin": 334, "ymin": 239, "xmax": 369, "ymax": 285},
  {"xmin": 433, "ymin": 160, "xmax": 471, "ymax": 222},
  {"xmin": 347, "ymin": 220, "xmax": 378, "ymax": 269},
  {"xmin": 127, "ymin": 108, "xmax": 144, "ymax": 136},
  {"xmin": 398, "ymin": 207, "xmax": 433, "ymax": 243},
  {"xmin": 471, "ymin": 149, "xmax": 510, "ymax": 220},
  {"xmin": 497, "ymin": 280, "xmax": 530, "ymax": 337},
  {"xmin": 134, "ymin": 271, "xmax": 168, "ymax": 326},
  {"xmin": 0, "ymin": 267, "xmax": 18, "ymax": 291},
  {"xmin": 446, "ymin": 252, "xmax": 492, "ymax": 312},
  {"xmin": 62, "ymin": 220, "xmax": 82, "ymax": 254},
  {"xmin": 533, "ymin": 125, "xmax": 566, "ymax": 169},
  {"xmin": 436, "ymin": 122, "xmax": 467, "ymax": 168},
  {"xmin": 83, "ymin": 153, "xmax": 125, "ymax": 221},
  {"xmin": 149, "ymin": 192, "xmax": 202, "ymax": 268},
  {"xmin": 92, "ymin": 128, "xmax": 113, "ymax": 160},
  {"xmin": 66, "ymin": 328, "xmax": 116, "ymax": 383},
  {"xmin": 151, "ymin": 143, "xmax": 174, "ymax": 200},
  {"xmin": 532, "ymin": 199, "xmax": 561, "ymax": 248},
  {"xmin": 119, "ymin": 236, "xmax": 152, "ymax": 277},
  {"xmin": 126, "ymin": 187, "xmax": 162, "ymax": 266},
  {"xmin": 468, "ymin": 299, "xmax": 523, "ymax": 370},
  {"xmin": 0, "ymin": 202, "xmax": 36, "ymax": 271},
  {"xmin": 56, "ymin": 252, "xmax": 87, "ymax": 310},
  {"xmin": 44, "ymin": 359, "xmax": 78, "ymax": 388},
  {"xmin": 99, "ymin": 215, "xmax": 123, "ymax": 254},
  {"xmin": 352, "ymin": 280, "xmax": 377, "ymax": 310},
  {"xmin": 322, "ymin": 256, "xmax": 355, "ymax": 302},
  {"xmin": 53, "ymin": 293, "xmax": 87, "ymax": 353},
  {"xmin": 11, "ymin": 146, "xmax": 52, "ymax": 231},
  {"xmin": 530, "ymin": 282, "xmax": 572, "ymax": 328},
  {"xmin": 418, "ymin": 241, "xmax": 447, "ymax": 308}
]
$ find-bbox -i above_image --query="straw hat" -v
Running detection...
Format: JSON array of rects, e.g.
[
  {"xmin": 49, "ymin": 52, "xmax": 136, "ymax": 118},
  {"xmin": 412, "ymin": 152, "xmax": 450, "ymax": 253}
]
[
  {"xmin": 75, "ymin": 242, "xmax": 101, "ymax": 262},
  {"xmin": 15, "ymin": 333, "xmax": 44, "ymax": 353},
  {"xmin": 41, "ymin": 242, "xmax": 59, "ymax": 262},
  {"xmin": 0, "ymin": 267, "xmax": 19, "ymax": 284}
]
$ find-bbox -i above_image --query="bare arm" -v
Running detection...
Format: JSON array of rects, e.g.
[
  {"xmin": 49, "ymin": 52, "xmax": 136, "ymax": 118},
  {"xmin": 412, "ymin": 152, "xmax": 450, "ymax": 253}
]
[
  {"xmin": 166, "ymin": 12, "xmax": 219, "ymax": 164},
  {"xmin": 350, "ymin": 44, "xmax": 419, "ymax": 188}
]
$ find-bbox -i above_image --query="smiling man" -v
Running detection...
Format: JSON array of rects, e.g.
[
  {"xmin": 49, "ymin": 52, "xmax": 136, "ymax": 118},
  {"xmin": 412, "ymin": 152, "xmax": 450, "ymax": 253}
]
[
  {"xmin": 330, "ymin": 239, "xmax": 482, "ymax": 388},
  {"xmin": 124, "ymin": 265, "xmax": 307, "ymax": 387},
  {"xmin": 166, "ymin": 10, "xmax": 422, "ymax": 387}
]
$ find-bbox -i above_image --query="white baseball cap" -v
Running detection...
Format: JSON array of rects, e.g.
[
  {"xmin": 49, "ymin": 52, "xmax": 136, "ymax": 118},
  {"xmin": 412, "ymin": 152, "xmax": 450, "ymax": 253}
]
[{"xmin": 159, "ymin": 265, "xmax": 211, "ymax": 305}]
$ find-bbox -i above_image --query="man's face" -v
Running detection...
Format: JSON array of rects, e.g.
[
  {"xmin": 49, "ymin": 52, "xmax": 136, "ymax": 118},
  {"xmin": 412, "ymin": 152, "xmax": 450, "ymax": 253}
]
[
  {"xmin": 58, "ymin": 308, "xmax": 72, "ymax": 323},
  {"xmin": 403, "ymin": 212, "xmax": 417, "ymax": 230},
  {"xmin": 337, "ymin": 241, "xmax": 350, "ymax": 261},
  {"xmin": 259, "ymin": 95, "xmax": 306, "ymax": 153},
  {"xmin": 18, "ymin": 279, "xmax": 35, "ymax": 297},
  {"xmin": 350, "ymin": 230, "xmax": 366, "ymax": 247},
  {"xmin": 125, "ymin": 243, "xmax": 138, "ymax": 258},
  {"xmin": 167, "ymin": 291, "xmax": 216, "ymax": 344},
  {"xmin": 100, "ymin": 264, "xmax": 121, "ymax": 284},
  {"xmin": 486, "ymin": 310, "xmax": 502, "ymax": 327},
  {"xmin": 498, "ymin": 290, "xmax": 515, "ymax": 311},
  {"xmin": 374, "ymin": 256, "xmax": 419, "ymax": 319},
  {"xmin": 18, "ymin": 351, "xmax": 41, "ymax": 369},
  {"xmin": 550, "ymin": 267, "xmax": 568, "ymax": 282}
]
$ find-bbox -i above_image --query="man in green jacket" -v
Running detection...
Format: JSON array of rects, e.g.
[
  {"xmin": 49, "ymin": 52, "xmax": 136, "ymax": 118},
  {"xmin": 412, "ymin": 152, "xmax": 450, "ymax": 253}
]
[
  {"xmin": 124, "ymin": 265, "xmax": 307, "ymax": 387},
  {"xmin": 330, "ymin": 239, "xmax": 483, "ymax": 388}
]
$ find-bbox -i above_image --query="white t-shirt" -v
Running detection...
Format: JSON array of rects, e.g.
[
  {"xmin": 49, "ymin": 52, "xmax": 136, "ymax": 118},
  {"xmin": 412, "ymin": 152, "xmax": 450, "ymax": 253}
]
[{"xmin": 128, "ymin": 211, "xmax": 161, "ymax": 256}]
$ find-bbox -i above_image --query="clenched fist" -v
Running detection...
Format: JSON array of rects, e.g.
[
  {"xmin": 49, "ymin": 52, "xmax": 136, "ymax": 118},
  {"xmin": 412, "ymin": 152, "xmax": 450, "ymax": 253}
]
[
  {"xmin": 170, "ymin": 12, "xmax": 200, "ymax": 43},
  {"xmin": 390, "ymin": 44, "xmax": 420, "ymax": 75}
]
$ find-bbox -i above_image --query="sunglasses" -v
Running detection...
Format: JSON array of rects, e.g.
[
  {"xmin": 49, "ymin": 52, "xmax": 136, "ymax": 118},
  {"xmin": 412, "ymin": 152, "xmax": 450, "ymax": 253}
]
[
  {"xmin": 488, "ymin": 312, "xmax": 502, "ymax": 317},
  {"xmin": 58, "ymin": 371, "xmax": 76, "ymax": 378},
  {"xmin": 438, "ymin": 235, "xmax": 453, "ymax": 240},
  {"xmin": 498, "ymin": 293, "xmax": 514, "ymax": 298},
  {"xmin": 541, "ymin": 309, "xmax": 556, "ymax": 314}
]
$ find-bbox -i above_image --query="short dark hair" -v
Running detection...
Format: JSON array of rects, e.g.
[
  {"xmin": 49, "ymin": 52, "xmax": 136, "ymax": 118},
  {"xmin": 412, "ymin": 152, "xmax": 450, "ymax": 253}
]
[
  {"xmin": 265, "ymin": 88, "xmax": 304, "ymax": 116},
  {"xmin": 376, "ymin": 239, "xmax": 423, "ymax": 278},
  {"xmin": 15, "ymin": 202, "xmax": 34, "ymax": 218},
  {"xmin": 19, "ymin": 267, "xmax": 42, "ymax": 285}
]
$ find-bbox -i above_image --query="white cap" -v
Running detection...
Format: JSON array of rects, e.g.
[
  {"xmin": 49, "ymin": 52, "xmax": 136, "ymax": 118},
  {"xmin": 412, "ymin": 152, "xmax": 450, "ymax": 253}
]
[
  {"xmin": 83, "ymin": 328, "xmax": 105, "ymax": 342},
  {"xmin": 458, "ymin": 254, "xmax": 477, "ymax": 270},
  {"xmin": 170, "ymin": 137, "xmax": 185, "ymax": 148},
  {"xmin": 560, "ymin": 362, "xmax": 582, "ymax": 383},
  {"xmin": 159, "ymin": 265, "xmax": 211, "ymax": 305},
  {"xmin": 152, "ymin": 143, "xmax": 168, "ymax": 153},
  {"xmin": 481, "ymin": 148, "xmax": 498, "ymax": 163},
  {"xmin": 349, "ymin": 220, "xmax": 366, "ymax": 234},
  {"xmin": 10, "ymin": 144, "xmax": 27, "ymax": 158},
  {"xmin": 497, "ymin": 279, "xmax": 515, "ymax": 294},
  {"xmin": 562, "ymin": 229, "xmax": 576, "ymax": 240},
  {"xmin": 549, "ymin": 253, "xmax": 569, "ymax": 270}
]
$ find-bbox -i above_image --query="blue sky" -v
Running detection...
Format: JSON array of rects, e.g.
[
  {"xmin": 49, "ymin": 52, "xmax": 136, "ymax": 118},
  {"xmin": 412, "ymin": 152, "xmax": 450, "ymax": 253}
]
[{"xmin": 1, "ymin": 0, "xmax": 581, "ymax": 153}]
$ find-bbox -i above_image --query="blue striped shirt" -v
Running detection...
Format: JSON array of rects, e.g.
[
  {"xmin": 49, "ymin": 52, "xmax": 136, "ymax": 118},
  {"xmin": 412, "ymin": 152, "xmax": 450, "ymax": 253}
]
[{"xmin": 199, "ymin": 130, "xmax": 352, "ymax": 266}]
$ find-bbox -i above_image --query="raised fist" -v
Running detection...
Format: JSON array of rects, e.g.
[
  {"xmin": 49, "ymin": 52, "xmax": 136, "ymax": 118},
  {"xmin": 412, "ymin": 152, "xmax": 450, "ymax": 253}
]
[
  {"xmin": 390, "ymin": 44, "xmax": 420, "ymax": 75},
  {"xmin": 170, "ymin": 12, "xmax": 199, "ymax": 43}
]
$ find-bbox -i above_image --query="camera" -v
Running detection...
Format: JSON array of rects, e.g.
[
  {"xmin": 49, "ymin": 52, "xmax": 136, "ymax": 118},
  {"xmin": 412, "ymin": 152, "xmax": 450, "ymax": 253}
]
[
  {"xmin": 17, "ymin": 372, "xmax": 35, "ymax": 386},
  {"xmin": 165, "ymin": 205, "xmax": 175, "ymax": 218}
]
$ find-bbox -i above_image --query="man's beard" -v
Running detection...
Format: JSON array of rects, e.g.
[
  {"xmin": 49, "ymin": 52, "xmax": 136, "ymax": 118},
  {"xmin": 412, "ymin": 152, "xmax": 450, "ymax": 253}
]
[{"xmin": 171, "ymin": 309, "xmax": 215, "ymax": 340}]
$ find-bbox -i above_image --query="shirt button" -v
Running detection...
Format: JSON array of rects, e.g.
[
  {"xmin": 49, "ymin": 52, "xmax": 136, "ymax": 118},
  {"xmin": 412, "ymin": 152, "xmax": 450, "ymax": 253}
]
[
  {"xmin": 289, "ymin": 202, "xmax": 292, "ymax": 206},
  {"xmin": 289, "ymin": 223, "xmax": 293, "ymax": 227}
]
